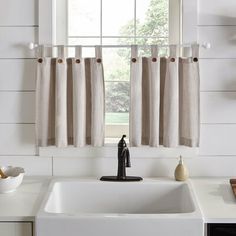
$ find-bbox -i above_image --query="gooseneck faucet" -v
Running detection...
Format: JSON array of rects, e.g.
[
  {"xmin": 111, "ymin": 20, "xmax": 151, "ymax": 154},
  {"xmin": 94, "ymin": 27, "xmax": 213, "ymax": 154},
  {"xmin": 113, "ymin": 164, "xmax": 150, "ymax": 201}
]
[
  {"xmin": 100, "ymin": 135, "xmax": 142, "ymax": 182},
  {"xmin": 117, "ymin": 135, "xmax": 131, "ymax": 180}
]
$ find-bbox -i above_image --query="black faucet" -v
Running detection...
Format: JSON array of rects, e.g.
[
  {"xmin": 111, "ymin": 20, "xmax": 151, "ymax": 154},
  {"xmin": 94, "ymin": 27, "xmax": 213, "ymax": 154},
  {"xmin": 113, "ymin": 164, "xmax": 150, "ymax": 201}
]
[
  {"xmin": 117, "ymin": 135, "xmax": 131, "ymax": 180},
  {"xmin": 100, "ymin": 135, "xmax": 142, "ymax": 182}
]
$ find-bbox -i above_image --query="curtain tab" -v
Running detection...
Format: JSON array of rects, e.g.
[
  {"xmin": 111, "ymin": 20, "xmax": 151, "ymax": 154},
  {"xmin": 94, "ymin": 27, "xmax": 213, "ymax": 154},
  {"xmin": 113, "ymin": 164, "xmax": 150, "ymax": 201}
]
[
  {"xmin": 182, "ymin": 47, "xmax": 191, "ymax": 57},
  {"xmin": 95, "ymin": 46, "xmax": 102, "ymax": 59},
  {"xmin": 131, "ymin": 45, "xmax": 138, "ymax": 58},
  {"xmin": 75, "ymin": 46, "xmax": 82, "ymax": 58},
  {"xmin": 58, "ymin": 45, "xmax": 66, "ymax": 58},
  {"xmin": 38, "ymin": 45, "xmax": 46, "ymax": 58},
  {"xmin": 151, "ymin": 45, "xmax": 159, "ymax": 58},
  {"xmin": 191, "ymin": 43, "xmax": 200, "ymax": 58},
  {"xmin": 169, "ymin": 45, "xmax": 178, "ymax": 58}
]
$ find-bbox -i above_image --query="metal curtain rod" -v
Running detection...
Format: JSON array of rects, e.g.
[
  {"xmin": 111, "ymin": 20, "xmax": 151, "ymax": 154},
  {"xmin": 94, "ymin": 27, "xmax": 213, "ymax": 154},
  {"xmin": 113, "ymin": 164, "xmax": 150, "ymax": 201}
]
[{"xmin": 28, "ymin": 42, "xmax": 211, "ymax": 50}]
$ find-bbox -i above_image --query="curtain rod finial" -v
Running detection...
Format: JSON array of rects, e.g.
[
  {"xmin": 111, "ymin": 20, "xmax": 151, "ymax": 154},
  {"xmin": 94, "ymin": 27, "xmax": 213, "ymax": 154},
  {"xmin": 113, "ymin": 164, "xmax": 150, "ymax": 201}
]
[
  {"xmin": 28, "ymin": 42, "xmax": 38, "ymax": 50},
  {"xmin": 202, "ymin": 42, "xmax": 211, "ymax": 49}
]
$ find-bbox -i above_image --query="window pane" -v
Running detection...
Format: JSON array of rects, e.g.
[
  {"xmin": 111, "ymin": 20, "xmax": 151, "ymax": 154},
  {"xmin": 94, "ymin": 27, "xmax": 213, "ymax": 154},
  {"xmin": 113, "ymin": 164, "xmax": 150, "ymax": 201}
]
[
  {"xmin": 68, "ymin": 0, "xmax": 100, "ymax": 36},
  {"xmin": 103, "ymin": 48, "xmax": 130, "ymax": 82},
  {"xmin": 136, "ymin": 0, "xmax": 168, "ymax": 37},
  {"xmin": 102, "ymin": 37, "xmax": 135, "ymax": 46},
  {"xmin": 102, "ymin": 0, "xmax": 134, "ymax": 36},
  {"xmin": 105, "ymin": 81, "xmax": 129, "ymax": 125},
  {"xmin": 106, "ymin": 113, "xmax": 129, "ymax": 125}
]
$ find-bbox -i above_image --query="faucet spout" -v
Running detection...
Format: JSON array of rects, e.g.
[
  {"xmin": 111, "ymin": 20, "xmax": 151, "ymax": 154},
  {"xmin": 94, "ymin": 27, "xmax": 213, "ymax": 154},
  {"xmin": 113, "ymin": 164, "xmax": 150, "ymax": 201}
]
[
  {"xmin": 100, "ymin": 135, "xmax": 142, "ymax": 182},
  {"xmin": 117, "ymin": 135, "xmax": 130, "ymax": 179}
]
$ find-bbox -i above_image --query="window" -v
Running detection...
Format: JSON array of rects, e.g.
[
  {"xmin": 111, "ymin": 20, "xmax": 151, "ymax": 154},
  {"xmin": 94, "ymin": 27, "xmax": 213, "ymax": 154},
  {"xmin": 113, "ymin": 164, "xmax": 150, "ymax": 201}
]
[{"xmin": 54, "ymin": 0, "xmax": 181, "ymax": 139}]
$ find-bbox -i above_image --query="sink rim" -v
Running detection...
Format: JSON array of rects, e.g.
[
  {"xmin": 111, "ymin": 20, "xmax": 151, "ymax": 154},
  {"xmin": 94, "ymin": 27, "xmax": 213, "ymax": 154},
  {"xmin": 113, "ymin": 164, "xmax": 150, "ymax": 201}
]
[{"xmin": 37, "ymin": 178, "xmax": 202, "ymax": 219}]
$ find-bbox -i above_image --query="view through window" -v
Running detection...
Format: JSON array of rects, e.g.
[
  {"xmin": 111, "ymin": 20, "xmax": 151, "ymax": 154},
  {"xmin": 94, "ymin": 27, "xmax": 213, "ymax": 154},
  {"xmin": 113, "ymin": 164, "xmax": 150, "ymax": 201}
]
[{"xmin": 67, "ymin": 0, "xmax": 169, "ymax": 137}]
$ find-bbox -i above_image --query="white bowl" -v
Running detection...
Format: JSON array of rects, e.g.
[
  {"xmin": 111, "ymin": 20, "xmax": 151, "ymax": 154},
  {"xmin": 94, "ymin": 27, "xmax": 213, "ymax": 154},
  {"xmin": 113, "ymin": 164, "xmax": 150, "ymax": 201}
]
[{"xmin": 0, "ymin": 166, "xmax": 25, "ymax": 193}]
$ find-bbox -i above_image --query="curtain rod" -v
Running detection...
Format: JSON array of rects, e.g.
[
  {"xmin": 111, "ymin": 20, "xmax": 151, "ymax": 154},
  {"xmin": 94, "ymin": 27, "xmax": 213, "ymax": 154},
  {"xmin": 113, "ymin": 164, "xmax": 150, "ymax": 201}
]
[{"xmin": 28, "ymin": 42, "xmax": 211, "ymax": 50}]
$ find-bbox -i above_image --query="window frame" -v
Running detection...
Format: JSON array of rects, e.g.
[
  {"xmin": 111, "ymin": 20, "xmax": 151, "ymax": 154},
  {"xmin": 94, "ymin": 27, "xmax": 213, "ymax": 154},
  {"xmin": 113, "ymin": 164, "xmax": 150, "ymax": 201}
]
[
  {"xmin": 38, "ymin": 0, "xmax": 199, "ymax": 157},
  {"xmin": 53, "ymin": 0, "xmax": 182, "ymax": 139}
]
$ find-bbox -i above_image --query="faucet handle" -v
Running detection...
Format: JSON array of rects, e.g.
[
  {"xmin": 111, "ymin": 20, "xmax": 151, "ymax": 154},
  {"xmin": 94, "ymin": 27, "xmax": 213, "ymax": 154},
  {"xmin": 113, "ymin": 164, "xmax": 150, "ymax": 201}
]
[{"xmin": 125, "ymin": 148, "xmax": 131, "ymax": 168}]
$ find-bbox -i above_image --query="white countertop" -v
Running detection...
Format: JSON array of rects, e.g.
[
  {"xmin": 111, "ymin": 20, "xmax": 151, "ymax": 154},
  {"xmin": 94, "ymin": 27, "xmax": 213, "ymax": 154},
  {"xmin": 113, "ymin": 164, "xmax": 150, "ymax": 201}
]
[
  {"xmin": 191, "ymin": 178, "xmax": 236, "ymax": 223},
  {"xmin": 1, "ymin": 177, "xmax": 236, "ymax": 223},
  {"xmin": 0, "ymin": 177, "xmax": 50, "ymax": 221}
]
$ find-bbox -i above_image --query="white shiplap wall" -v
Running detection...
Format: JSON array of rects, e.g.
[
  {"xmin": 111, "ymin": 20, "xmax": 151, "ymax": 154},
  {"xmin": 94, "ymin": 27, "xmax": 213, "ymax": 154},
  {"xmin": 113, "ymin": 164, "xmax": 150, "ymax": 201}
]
[
  {"xmin": 0, "ymin": 0, "xmax": 52, "ymax": 175},
  {"xmin": 0, "ymin": 0, "xmax": 236, "ymax": 177},
  {"xmin": 198, "ymin": 0, "xmax": 236, "ymax": 160}
]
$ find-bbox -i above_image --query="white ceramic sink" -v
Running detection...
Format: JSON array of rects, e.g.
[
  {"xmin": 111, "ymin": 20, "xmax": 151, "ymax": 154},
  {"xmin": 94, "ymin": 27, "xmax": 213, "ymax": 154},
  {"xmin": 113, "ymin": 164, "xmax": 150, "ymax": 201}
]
[{"xmin": 36, "ymin": 179, "xmax": 203, "ymax": 236}]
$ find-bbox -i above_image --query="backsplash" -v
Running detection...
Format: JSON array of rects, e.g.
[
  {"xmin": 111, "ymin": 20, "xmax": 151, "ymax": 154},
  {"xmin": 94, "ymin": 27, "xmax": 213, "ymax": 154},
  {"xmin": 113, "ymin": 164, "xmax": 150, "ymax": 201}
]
[{"xmin": 0, "ymin": 0, "xmax": 236, "ymax": 177}]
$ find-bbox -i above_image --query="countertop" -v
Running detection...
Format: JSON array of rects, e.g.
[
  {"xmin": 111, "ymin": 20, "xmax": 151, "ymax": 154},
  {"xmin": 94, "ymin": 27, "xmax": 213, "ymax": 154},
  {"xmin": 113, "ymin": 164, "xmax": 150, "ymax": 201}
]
[
  {"xmin": 0, "ymin": 177, "xmax": 236, "ymax": 223},
  {"xmin": 191, "ymin": 178, "xmax": 236, "ymax": 223},
  {"xmin": 0, "ymin": 177, "xmax": 50, "ymax": 221}
]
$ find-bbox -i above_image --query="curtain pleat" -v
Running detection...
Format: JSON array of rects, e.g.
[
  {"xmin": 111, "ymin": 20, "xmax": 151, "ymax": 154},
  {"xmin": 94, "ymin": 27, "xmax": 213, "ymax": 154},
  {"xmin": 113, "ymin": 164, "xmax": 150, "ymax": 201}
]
[
  {"xmin": 141, "ymin": 46, "xmax": 160, "ymax": 146},
  {"xmin": 71, "ymin": 46, "xmax": 86, "ymax": 147},
  {"xmin": 85, "ymin": 58, "xmax": 92, "ymax": 145},
  {"xmin": 141, "ymin": 57, "xmax": 150, "ymax": 145},
  {"xmin": 55, "ymin": 56, "xmax": 68, "ymax": 147},
  {"xmin": 90, "ymin": 46, "xmax": 105, "ymax": 146},
  {"xmin": 179, "ymin": 44, "xmax": 200, "ymax": 147},
  {"xmin": 36, "ymin": 57, "xmax": 52, "ymax": 147},
  {"xmin": 159, "ymin": 57, "xmax": 167, "ymax": 145},
  {"xmin": 130, "ymin": 46, "xmax": 142, "ymax": 146},
  {"xmin": 36, "ymin": 46, "xmax": 105, "ymax": 147},
  {"xmin": 148, "ymin": 46, "xmax": 160, "ymax": 147},
  {"xmin": 163, "ymin": 45, "xmax": 179, "ymax": 147}
]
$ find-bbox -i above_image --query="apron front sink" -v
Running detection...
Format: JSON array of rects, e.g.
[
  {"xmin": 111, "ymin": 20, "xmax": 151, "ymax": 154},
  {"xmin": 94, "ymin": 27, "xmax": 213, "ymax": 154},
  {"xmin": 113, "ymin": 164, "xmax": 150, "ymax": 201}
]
[{"xmin": 36, "ymin": 179, "xmax": 203, "ymax": 236}]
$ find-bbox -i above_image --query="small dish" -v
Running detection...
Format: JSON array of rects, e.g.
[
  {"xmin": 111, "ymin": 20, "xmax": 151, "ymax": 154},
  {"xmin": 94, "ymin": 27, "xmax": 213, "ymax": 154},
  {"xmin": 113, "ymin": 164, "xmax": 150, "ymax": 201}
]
[{"xmin": 0, "ymin": 166, "xmax": 25, "ymax": 193}]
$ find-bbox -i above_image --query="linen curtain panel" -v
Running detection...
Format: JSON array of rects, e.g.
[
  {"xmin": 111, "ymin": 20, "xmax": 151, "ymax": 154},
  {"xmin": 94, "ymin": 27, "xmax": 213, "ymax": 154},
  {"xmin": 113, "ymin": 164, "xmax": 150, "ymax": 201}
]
[
  {"xmin": 36, "ymin": 46, "xmax": 105, "ymax": 147},
  {"xmin": 130, "ymin": 44, "xmax": 200, "ymax": 147}
]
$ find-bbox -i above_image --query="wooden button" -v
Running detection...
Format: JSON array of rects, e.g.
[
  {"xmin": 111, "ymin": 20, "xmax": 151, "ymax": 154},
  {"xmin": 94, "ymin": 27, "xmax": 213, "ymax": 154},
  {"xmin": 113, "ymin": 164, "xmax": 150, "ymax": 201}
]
[
  {"xmin": 38, "ymin": 58, "xmax": 43, "ymax": 63},
  {"xmin": 97, "ymin": 58, "xmax": 102, "ymax": 63},
  {"xmin": 58, "ymin": 59, "xmax": 63, "ymax": 63},
  {"xmin": 170, "ymin": 58, "xmax": 175, "ymax": 62},
  {"xmin": 193, "ymin": 57, "xmax": 198, "ymax": 62},
  {"xmin": 76, "ymin": 59, "xmax": 80, "ymax": 63},
  {"xmin": 152, "ymin": 58, "xmax": 157, "ymax": 62},
  {"xmin": 131, "ymin": 58, "xmax": 136, "ymax": 63}
]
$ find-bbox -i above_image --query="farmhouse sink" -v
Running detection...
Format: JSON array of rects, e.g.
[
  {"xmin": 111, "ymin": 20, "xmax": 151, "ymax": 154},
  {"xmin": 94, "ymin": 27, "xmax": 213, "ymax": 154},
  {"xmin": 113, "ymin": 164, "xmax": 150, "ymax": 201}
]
[{"xmin": 36, "ymin": 178, "xmax": 203, "ymax": 236}]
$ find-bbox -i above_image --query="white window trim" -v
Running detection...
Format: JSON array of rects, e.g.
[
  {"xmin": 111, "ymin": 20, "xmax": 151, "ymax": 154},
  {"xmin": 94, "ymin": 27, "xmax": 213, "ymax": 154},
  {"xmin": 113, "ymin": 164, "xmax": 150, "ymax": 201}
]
[{"xmin": 38, "ymin": 0, "xmax": 199, "ymax": 158}]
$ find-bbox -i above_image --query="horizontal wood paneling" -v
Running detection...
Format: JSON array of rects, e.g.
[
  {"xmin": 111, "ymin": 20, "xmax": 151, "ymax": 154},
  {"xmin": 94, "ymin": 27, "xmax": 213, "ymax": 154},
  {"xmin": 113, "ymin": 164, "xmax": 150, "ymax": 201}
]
[
  {"xmin": 0, "ymin": 92, "xmax": 35, "ymax": 123},
  {"xmin": 198, "ymin": 0, "xmax": 236, "ymax": 26},
  {"xmin": 0, "ymin": 156, "xmax": 52, "ymax": 175},
  {"xmin": 0, "ymin": 0, "xmax": 37, "ymax": 26},
  {"xmin": 0, "ymin": 59, "xmax": 36, "ymax": 90},
  {"xmin": 0, "ymin": 124, "xmax": 36, "ymax": 155},
  {"xmin": 52, "ymin": 155, "xmax": 236, "ymax": 177},
  {"xmin": 0, "ymin": 27, "xmax": 37, "ymax": 58},
  {"xmin": 201, "ymin": 92, "xmax": 236, "ymax": 123},
  {"xmin": 199, "ymin": 26, "xmax": 236, "ymax": 58},
  {"xmin": 200, "ymin": 124, "xmax": 236, "ymax": 155},
  {"xmin": 200, "ymin": 59, "xmax": 236, "ymax": 91}
]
